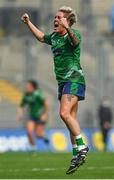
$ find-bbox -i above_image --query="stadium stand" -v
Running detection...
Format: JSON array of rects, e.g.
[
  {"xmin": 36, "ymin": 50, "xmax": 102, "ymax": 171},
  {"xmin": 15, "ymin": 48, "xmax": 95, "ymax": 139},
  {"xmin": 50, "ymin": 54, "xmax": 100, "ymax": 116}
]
[
  {"xmin": 0, "ymin": 79, "xmax": 22, "ymax": 104},
  {"xmin": 0, "ymin": 0, "xmax": 114, "ymax": 129}
]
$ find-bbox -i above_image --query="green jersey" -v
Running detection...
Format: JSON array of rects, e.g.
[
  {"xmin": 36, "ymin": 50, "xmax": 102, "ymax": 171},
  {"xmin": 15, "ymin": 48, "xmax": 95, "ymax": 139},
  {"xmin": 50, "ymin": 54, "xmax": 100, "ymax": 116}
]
[
  {"xmin": 20, "ymin": 90, "xmax": 45, "ymax": 118},
  {"xmin": 44, "ymin": 29, "xmax": 85, "ymax": 85}
]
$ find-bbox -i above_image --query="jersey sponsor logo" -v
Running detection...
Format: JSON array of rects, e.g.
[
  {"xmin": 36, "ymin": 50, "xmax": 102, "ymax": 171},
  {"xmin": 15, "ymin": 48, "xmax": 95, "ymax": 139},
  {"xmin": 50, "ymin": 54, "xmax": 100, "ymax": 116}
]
[
  {"xmin": 51, "ymin": 39, "xmax": 60, "ymax": 46},
  {"xmin": 25, "ymin": 96, "xmax": 36, "ymax": 105},
  {"xmin": 51, "ymin": 39, "xmax": 65, "ymax": 46}
]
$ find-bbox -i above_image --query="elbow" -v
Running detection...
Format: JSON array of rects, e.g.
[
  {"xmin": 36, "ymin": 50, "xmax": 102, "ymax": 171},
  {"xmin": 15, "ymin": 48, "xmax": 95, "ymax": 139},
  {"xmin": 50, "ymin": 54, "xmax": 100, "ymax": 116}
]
[
  {"xmin": 72, "ymin": 42, "xmax": 78, "ymax": 48},
  {"xmin": 36, "ymin": 37, "xmax": 44, "ymax": 43},
  {"xmin": 37, "ymin": 34, "xmax": 45, "ymax": 43},
  {"xmin": 71, "ymin": 40, "xmax": 79, "ymax": 48},
  {"xmin": 39, "ymin": 37, "xmax": 45, "ymax": 43}
]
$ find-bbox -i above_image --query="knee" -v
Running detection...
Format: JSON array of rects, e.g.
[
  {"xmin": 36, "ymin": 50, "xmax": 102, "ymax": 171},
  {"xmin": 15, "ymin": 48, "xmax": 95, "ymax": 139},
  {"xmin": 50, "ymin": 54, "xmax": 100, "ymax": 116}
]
[
  {"xmin": 60, "ymin": 110, "xmax": 70, "ymax": 122},
  {"xmin": 36, "ymin": 131, "xmax": 43, "ymax": 138}
]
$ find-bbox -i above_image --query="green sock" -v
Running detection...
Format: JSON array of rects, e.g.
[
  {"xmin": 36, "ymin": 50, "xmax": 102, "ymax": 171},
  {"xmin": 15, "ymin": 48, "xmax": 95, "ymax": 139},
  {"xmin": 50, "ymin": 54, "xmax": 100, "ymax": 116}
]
[
  {"xmin": 72, "ymin": 145, "xmax": 78, "ymax": 157},
  {"xmin": 76, "ymin": 134, "xmax": 85, "ymax": 151}
]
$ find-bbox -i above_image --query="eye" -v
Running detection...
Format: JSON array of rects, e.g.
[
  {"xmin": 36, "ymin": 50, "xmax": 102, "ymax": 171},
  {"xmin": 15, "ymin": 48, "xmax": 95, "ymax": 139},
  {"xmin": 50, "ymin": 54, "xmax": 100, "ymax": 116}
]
[{"xmin": 58, "ymin": 16, "xmax": 61, "ymax": 19}]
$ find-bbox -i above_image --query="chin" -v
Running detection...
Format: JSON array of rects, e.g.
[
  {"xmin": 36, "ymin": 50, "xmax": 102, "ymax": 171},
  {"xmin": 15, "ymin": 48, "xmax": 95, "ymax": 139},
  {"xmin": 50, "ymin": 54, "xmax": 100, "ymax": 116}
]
[
  {"xmin": 54, "ymin": 28, "xmax": 61, "ymax": 33},
  {"xmin": 54, "ymin": 30, "xmax": 57, "ymax": 32}
]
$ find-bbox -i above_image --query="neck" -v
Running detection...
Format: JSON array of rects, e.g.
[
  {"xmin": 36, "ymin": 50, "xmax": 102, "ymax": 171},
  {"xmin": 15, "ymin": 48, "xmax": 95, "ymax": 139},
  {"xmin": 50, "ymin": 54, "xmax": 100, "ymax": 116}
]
[{"xmin": 59, "ymin": 29, "xmax": 67, "ymax": 36}]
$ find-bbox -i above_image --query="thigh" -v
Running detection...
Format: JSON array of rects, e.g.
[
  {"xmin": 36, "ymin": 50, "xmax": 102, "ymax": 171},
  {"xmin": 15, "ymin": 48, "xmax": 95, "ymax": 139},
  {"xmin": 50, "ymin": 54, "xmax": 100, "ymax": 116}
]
[
  {"xmin": 62, "ymin": 82, "xmax": 86, "ymax": 101},
  {"xmin": 26, "ymin": 120, "xmax": 36, "ymax": 133},
  {"xmin": 60, "ymin": 94, "xmax": 78, "ymax": 113}
]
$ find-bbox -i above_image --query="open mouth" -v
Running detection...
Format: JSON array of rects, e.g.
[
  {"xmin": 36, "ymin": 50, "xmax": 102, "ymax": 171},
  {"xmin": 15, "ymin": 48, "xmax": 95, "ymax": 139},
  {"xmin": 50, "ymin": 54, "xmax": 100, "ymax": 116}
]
[
  {"xmin": 54, "ymin": 24, "xmax": 59, "ymax": 27},
  {"xmin": 54, "ymin": 21, "xmax": 59, "ymax": 28}
]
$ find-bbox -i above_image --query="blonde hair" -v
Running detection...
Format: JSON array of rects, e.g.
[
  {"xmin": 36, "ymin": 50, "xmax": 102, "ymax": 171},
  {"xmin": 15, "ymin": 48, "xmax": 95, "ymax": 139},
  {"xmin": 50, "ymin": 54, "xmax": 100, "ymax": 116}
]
[{"xmin": 59, "ymin": 6, "xmax": 77, "ymax": 26}]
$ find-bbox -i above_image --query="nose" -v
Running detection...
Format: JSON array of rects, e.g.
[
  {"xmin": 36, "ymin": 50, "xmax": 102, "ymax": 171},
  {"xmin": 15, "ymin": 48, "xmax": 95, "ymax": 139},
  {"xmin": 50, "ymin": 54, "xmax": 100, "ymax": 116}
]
[{"xmin": 54, "ymin": 16, "xmax": 58, "ymax": 21}]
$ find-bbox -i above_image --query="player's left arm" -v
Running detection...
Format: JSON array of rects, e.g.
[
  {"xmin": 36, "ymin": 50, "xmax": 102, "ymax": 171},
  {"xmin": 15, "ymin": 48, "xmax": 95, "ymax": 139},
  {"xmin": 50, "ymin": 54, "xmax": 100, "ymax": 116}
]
[
  {"xmin": 66, "ymin": 28, "xmax": 79, "ymax": 47},
  {"xmin": 59, "ymin": 17, "xmax": 80, "ymax": 47},
  {"xmin": 40, "ymin": 99, "xmax": 49, "ymax": 122}
]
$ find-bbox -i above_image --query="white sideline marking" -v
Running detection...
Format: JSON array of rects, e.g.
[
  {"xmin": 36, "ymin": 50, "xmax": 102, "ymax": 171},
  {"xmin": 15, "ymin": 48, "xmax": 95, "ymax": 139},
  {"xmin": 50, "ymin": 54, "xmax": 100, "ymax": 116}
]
[
  {"xmin": 87, "ymin": 167, "xmax": 96, "ymax": 170},
  {"xmin": 0, "ymin": 166, "xmax": 114, "ymax": 173},
  {"xmin": 32, "ymin": 168, "xmax": 65, "ymax": 172},
  {"xmin": 86, "ymin": 166, "xmax": 114, "ymax": 170}
]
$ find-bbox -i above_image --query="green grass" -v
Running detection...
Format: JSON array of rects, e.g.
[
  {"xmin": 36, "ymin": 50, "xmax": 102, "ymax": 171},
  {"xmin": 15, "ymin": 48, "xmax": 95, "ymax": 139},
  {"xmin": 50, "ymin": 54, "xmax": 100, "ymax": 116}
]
[{"xmin": 0, "ymin": 152, "xmax": 114, "ymax": 179}]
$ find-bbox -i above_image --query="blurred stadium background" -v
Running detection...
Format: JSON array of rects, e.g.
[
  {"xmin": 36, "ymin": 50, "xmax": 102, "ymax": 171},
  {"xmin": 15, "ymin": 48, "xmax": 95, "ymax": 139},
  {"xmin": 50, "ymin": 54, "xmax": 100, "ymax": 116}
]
[{"xmin": 0, "ymin": 0, "xmax": 114, "ymax": 152}]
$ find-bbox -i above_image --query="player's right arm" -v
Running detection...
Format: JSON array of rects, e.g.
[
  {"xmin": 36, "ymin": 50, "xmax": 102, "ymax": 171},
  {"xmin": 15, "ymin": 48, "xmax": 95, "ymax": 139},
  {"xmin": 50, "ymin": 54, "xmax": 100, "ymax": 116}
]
[
  {"xmin": 16, "ymin": 95, "xmax": 26, "ymax": 121},
  {"xmin": 21, "ymin": 13, "xmax": 45, "ymax": 42},
  {"xmin": 16, "ymin": 107, "xmax": 24, "ymax": 121}
]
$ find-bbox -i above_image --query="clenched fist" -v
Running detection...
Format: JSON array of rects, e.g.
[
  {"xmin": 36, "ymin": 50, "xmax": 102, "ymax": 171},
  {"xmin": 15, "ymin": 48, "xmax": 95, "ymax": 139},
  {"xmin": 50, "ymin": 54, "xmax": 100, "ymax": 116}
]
[
  {"xmin": 59, "ymin": 17, "xmax": 69, "ymax": 29},
  {"xmin": 21, "ymin": 13, "xmax": 30, "ymax": 24}
]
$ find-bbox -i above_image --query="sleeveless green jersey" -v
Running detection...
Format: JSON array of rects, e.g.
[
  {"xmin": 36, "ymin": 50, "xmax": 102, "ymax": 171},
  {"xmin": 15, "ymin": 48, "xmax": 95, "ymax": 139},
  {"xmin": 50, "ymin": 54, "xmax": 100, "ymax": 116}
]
[{"xmin": 44, "ymin": 29, "xmax": 85, "ymax": 85}]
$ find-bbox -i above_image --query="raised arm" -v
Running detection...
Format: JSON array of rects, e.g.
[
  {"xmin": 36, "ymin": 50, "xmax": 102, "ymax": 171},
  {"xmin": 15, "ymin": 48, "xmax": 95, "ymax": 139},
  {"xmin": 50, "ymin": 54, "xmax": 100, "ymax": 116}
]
[
  {"xmin": 21, "ymin": 13, "xmax": 45, "ymax": 42},
  {"xmin": 59, "ymin": 17, "xmax": 79, "ymax": 47},
  {"xmin": 66, "ymin": 27, "xmax": 79, "ymax": 47}
]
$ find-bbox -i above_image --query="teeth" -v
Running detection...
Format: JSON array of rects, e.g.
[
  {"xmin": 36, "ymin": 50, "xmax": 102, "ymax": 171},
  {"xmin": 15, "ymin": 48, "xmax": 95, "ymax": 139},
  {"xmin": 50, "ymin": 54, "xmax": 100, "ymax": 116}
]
[
  {"xmin": 54, "ymin": 22, "xmax": 58, "ymax": 25},
  {"xmin": 54, "ymin": 22, "xmax": 59, "ymax": 27}
]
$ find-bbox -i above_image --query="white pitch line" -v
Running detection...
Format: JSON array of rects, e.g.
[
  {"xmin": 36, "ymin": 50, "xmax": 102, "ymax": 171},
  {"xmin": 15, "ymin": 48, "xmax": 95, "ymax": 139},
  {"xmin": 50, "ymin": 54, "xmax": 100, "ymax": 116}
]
[
  {"xmin": 87, "ymin": 167, "xmax": 96, "ymax": 170},
  {"xmin": 0, "ymin": 166, "xmax": 114, "ymax": 173},
  {"xmin": 32, "ymin": 168, "xmax": 66, "ymax": 172}
]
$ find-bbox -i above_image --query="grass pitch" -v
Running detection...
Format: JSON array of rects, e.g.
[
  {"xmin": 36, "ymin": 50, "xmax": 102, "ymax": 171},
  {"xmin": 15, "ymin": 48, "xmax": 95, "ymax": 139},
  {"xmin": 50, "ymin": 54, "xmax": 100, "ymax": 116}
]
[{"xmin": 0, "ymin": 152, "xmax": 114, "ymax": 179}]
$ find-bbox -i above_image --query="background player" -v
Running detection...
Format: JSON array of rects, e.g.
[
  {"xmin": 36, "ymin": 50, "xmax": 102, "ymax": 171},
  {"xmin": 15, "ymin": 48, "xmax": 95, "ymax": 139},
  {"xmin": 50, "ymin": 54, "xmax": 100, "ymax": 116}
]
[
  {"xmin": 98, "ymin": 96, "xmax": 113, "ymax": 151},
  {"xmin": 21, "ymin": 6, "xmax": 89, "ymax": 174},
  {"xmin": 17, "ymin": 80, "xmax": 49, "ymax": 151}
]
